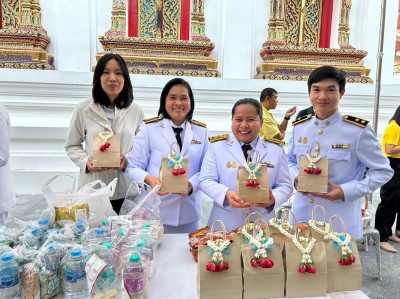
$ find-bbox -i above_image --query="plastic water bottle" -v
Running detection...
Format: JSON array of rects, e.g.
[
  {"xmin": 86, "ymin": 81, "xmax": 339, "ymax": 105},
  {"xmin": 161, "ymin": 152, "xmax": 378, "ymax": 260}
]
[
  {"xmin": 64, "ymin": 248, "xmax": 88, "ymax": 298},
  {"xmin": 123, "ymin": 254, "xmax": 145, "ymax": 299},
  {"xmin": 101, "ymin": 219, "xmax": 111, "ymax": 237},
  {"xmin": 25, "ymin": 227, "xmax": 41, "ymax": 249},
  {"xmin": 95, "ymin": 228, "xmax": 105, "ymax": 240},
  {"xmin": 50, "ymin": 228, "xmax": 60, "ymax": 235},
  {"xmin": 38, "ymin": 219, "xmax": 49, "ymax": 245},
  {"xmin": 136, "ymin": 239, "xmax": 154, "ymax": 278},
  {"xmin": 0, "ymin": 253, "xmax": 20, "ymax": 298},
  {"xmin": 44, "ymin": 242, "xmax": 62, "ymax": 272},
  {"xmin": 98, "ymin": 243, "xmax": 117, "ymax": 272},
  {"xmin": 74, "ymin": 221, "xmax": 86, "ymax": 245}
]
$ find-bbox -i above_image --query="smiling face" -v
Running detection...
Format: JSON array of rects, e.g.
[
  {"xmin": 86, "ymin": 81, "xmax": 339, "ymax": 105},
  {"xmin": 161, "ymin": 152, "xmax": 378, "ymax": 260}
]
[
  {"xmin": 165, "ymin": 84, "xmax": 191, "ymax": 126},
  {"xmin": 232, "ymin": 104, "xmax": 263, "ymax": 144},
  {"xmin": 310, "ymin": 78, "xmax": 345, "ymax": 120},
  {"xmin": 100, "ymin": 59, "xmax": 125, "ymax": 104}
]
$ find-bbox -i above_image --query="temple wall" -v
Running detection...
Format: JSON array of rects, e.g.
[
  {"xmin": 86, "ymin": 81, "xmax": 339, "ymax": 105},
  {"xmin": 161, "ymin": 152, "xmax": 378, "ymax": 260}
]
[{"xmin": 1, "ymin": 0, "xmax": 400, "ymax": 193}]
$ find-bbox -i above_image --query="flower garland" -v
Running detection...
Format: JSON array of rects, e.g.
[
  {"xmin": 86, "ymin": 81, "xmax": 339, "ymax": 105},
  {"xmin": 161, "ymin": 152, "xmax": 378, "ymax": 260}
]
[
  {"xmin": 326, "ymin": 232, "xmax": 355, "ymax": 265},
  {"xmin": 248, "ymin": 235, "xmax": 274, "ymax": 268},
  {"xmin": 304, "ymin": 153, "xmax": 322, "ymax": 174},
  {"xmin": 167, "ymin": 152, "xmax": 186, "ymax": 176},
  {"xmin": 206, "ymin": 238, "xmax": 231, "ymax": 272},
  {"xmin": 309, "ymin": 220, "xmax": 330, "ymax": 237},
  {"xmin": 245, "ymin": 161, "xmax": 261, "ymax": 187},
  {"xmin": 98, "ymin": 131, "xmax": 113, "ymax": 152},
  {"xmin": 241, "ymin": 223, "xmax": 263, "ymax": 244}
]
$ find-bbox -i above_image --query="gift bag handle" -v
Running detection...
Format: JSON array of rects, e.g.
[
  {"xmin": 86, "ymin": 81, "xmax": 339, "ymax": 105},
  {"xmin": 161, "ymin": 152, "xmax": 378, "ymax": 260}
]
[
  {"xmin": 254, "ymin": 218, "xmax": 271, "ymax": 239},
  {"xmin": 296, "ymin": 221, "xmax": 313, "ymax": 242},
  {"xmin": 273, "ymin": 207, "xmax": 290, "ymax": 222},
  {"xmin": 309, "ymin": 141, "xmax": 321, "ymax": 156},
  {"xmin": 279, "ymin": 209, "xmax": 297, "ymax": 237},
  {"xmin": 170, "ymin": 141, "xmax": 181, "ymax": 155},
  {"xmin": 246, "ymin": 149, "xmax": 261, "ymax": 164},
  {"xmin": 210, "ymin": 220, "xmax": 227, "ymax": 241},
  {"xmin": 311, "ymin": 205, "xmax": 327, "ymax": 224},
  {"xmin": 328, "ymin": 215, "xmax": 347, "ymax": 235},
  {"xmin": 244, "ymin": 211, "xmax": 262, "ymax": 231}
]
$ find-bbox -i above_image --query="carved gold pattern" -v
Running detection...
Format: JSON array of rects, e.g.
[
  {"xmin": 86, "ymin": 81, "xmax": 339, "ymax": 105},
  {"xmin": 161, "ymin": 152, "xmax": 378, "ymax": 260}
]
[
  {"xmin": 191, "ymin": 0, "xmax": 210, "ymax": 42},
  {"xmin": 1, "ymin": 0, "xmax": 20, "ymax": 29},
  {"xmin": 338, "ymin": 0, "xmax": 353, "ymax": 49},
  {"xmin": 139, "ymin": 0, "xmax": 159, "ymax": 38},
  {"xmin": 163, "ymin": 0, "xmax": 180, "ymax": 39},
  {"xmin": 106, "ymin": 0, "xmax": 126, "ymax": 37},
  {"xmin": 0, "ymin": 0, "xmax": 53, "ymax": 70}
]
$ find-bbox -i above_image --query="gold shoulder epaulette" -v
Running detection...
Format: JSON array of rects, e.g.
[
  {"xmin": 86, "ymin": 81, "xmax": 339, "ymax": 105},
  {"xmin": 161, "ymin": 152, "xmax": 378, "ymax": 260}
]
[
  {"xmin": 209, "ymin": 134, "xmax": 229, "ymax": 143},
  {"xmin": 264, "ymin": 137, "xmax": 285, "ymax": 146},
  {"xmin": 343, "ymin": 115, "xmax": 369, "ymax": 128},
  {"xmin": 191, "ymin": 119, "xmax": 207, "ymax": 127},
  {"xmin": 292, "ymin": 114, "xmax": 312, "ymax": 126},
  {"xmin": 144, "ymin": 116, "xmax": 164, "ymax": 124}
]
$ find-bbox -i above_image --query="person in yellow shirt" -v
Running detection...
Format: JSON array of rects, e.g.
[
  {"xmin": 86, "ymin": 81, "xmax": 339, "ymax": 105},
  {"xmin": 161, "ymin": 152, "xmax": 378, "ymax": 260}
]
[
  {"xmin": 375, "ymin": 105, "xmax": 400, "ymax": 252},
  {"xmin": 259, "ymin": 88, "xmax": 297, "ymax": 140}
]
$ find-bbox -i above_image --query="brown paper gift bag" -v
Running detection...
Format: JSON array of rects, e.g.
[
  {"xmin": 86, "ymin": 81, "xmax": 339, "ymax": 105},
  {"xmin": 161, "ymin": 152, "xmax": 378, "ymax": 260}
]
[
  {"xmin": 197, "ymin": 220, "xmax": 242, "ymax": 299},
  {"xmin": 242, "ymin": 219, "xmax": 285, "ymax": 298},
  {"xmin": 325, "ymin": 215, "xmax": 362, "ymax": 293},
  {"xmin": 269, "ymin": 208, "xmax": 297, "ymax": 252},
  {"xmin": 283, "ymin": 221, "xmax": 327, "ymax": 298},
  {"xmin": 235, "ymin": 211, "xmax": 263, "ymax": 246},
  {"xmin": 159, "ymin": 142, "xmax": 189, "ymax": 193},
  {"xmin": 305, "ymin": 205, "xmax": 330, "ymax": 242},
  {"xmin": 237, "ymin": 150, "xmax": 269, "ymax": 204},
  {"xmin": 297, "ymin": 141, "xmax": 328, "ymax": 193},
  {"xmin": 92, "ymin": 132, "xmax": 120, "ymax": 168}
]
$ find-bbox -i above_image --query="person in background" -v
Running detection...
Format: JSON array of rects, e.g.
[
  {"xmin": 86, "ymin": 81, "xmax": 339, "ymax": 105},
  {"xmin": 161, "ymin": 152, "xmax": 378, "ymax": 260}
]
[
  {"xmin": 259, "ymin": 87, "xmax": 297, "ymax": 140},
  {"xmin": 0, "ymin": 104, "xmax": 15, "ymax": 225},
  {"xmin": 126, "ymin": 78, "xmax": 209, "ymax": 234},
  {"xmin": 199, "ymin": 98, "xmax": 293, "ymax": 230},
  {"xmin": 286, "ymin": 65, "xmax": 393, "ymax": 239},
  {"xmin": 65, "ymin": 53, "xmax": 144, "ymax": 214},
  {"xmin": 375, "ymin": 105, "xmax": 400, "ymax": 253}
]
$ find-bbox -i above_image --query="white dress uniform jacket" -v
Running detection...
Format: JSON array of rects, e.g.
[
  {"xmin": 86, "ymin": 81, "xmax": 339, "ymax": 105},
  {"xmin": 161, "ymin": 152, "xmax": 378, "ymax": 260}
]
[
  {"xmin": 126, "ymin": 117, "xmax": 209, "ymax": 226},
  {"xmin": 0, "ymin": 104, "xmax": 15, "ymax": 214},
  {"xmin": 65, "ymin": 98, "xmax": 144, "ymax": 200},
  {"xmin": 199, "ymin": 135, "xmax": 293, "ymax": 231},
  {"xmin": 286, "ymin": 110, "xmax": 394, "ymax": 239}
]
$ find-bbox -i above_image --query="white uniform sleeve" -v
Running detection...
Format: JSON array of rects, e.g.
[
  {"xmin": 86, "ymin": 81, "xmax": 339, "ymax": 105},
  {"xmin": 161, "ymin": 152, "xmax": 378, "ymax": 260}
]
[
  {"xmin": 286, "ymin": 132, "xmax": 299, "ymax": 187},
  {"xmin": 271, "ymin": 147, "xmax": 294, "ymax": 209},
  {"xmin": 188, "ymin": 128, "xmax": 209, "ymax": 195},
  {"xmin": 0, "ymin": 107, "xmax": 11, "ymax": 167}
]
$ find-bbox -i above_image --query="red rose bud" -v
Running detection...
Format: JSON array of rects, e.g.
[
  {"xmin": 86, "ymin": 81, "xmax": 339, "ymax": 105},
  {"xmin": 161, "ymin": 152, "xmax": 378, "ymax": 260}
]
[
  {"xmin": 105, "ymin": 142, "xmax": 110, "ymax": 148},
  {"xmin": 298, "ymin": 265, "xmax": 307, "ymax": 274},
  {"xmin": 350, "ymin": 256, "xmax": 355, "ymax": 264},
  {"xmin": 260, "ymin": 258, "xmax": 274, "ymax": 268},
  {"xmin": 251, "ymin": 259, "xmax": 259, "ymax": 267},
  {"xmin": 100, "ymin": 145, "xmax": 106, "ymax": 151},
  {"xmin": 246, "ymin": 181, "xmax": 253, "ymax": 186},
  {"xmin": 217, "ymin": 262, "xmax": 226, "ymax": 272},
  {"xmin": 179, "ymin": 169, "xmax": 186, "ymax": 174},
  {"xmin": 172, "ymin": 170, "xmax": 179, "ymax": 176},
  {"xmin": 206, "ymin": 262, "xmax": 216, "ymax": 272},
  {"xmin": 314, "ymin": 168, "xmax": 322, "ymax": 174},
  {"xmin": 223, "ymin": 262, "xmax": 229, "ymax": 270},
  {"xmin": 253, "ymin": 181, "xmax": 260, "ymax": 187},
  {"xmin": 306, "ymin": 265, "xmax": 316, "ymax": 273}
]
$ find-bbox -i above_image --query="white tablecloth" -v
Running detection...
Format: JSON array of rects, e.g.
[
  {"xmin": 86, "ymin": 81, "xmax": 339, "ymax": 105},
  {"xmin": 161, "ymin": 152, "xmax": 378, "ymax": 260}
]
[{"xmin": 149, "ymin": 234, "xmax": 370, "ymax": 299}]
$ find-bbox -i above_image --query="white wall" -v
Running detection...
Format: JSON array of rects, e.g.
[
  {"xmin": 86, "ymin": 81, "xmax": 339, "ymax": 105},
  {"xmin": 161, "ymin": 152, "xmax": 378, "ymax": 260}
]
[{"xmin": 1, "ymin": 0, "xmax": 399, "ymax": 193}]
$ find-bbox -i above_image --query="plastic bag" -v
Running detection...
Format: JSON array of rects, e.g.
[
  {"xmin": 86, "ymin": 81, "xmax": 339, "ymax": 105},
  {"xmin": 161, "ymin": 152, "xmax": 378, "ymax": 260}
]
[{"xmin": 42, "ymin": 175, "xmax": 116, "ymax": 228}]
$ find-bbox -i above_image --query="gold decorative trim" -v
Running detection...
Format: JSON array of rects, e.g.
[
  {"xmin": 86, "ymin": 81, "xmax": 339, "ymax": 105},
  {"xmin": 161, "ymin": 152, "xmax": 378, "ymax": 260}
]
[
  {"xmin": 292, "ymin": 114, "xmax": 313, "ymax": 126},
  {"xmin": 144, "ymin": 116, "xmax": 164, "ymax": 124},
  {"xmin": 342, "ymin": 115, "xmax": 369, "ymax": 128},
  {"xmin": 264, "ymin": 137, "xmax": 285, "ymax": 146},
  {"xmin": 191, "ymin": 120, "xmax": 207, "ymax": 127},
  {"xmin": 209, "ymin": 134, "xmax": 229, "ymax": 143}
]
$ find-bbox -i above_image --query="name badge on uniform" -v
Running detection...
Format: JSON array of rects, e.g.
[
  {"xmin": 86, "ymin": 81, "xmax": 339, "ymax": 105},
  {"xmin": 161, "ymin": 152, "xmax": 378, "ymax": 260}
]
[
  {"xmin": 191, "ymin": 139, "xmax": 202, "ymax": 144},
  {"xmin": 332, "ymin": 144, "xmax": 349, "ymax": 149},
  {"xmin": 261, "ymin": 162, "xmax": 275, "ymax": 168}
]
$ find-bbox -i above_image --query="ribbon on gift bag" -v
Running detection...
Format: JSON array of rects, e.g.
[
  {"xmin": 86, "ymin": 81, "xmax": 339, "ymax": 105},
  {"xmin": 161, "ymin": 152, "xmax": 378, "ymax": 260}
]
[
  {"xmin": 237, "ymin": 149, "xmax": 269, "ymax": 203},
  {"xmin": 283, "ymin": 221, "xmax": 327, "ymax": 298},
  {"xmin": 197, "ymin": 220, "xmax": 242, "ymax": 299},
  {"xmin": 297, "ymin": 141, "xmax": 329, "ymax": 193},
  {"xmin": 242, "ymin": 218, "xmax": 285, "ymax": 298},
  {"xmin": 159, "ymin": 142, "xmax": 189, "ymax": 193},
  {"xmin": 306, "ymin": 205, "xmax": 330, "ymax": 242},
  {"xmin": 236, "ymin": 211, "xmax": 263, "ymax": 246},
  {"xmin": 325, "ymin": 215, "xmax": 362, "ymax": 292}
]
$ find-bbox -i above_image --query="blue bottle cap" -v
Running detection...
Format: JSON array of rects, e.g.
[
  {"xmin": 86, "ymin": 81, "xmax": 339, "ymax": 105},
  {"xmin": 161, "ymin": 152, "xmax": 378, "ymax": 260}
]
[
  {"xmin": 39, "ymin": 219, "xmax": 48, "ymax": 225},
  {"xmin": 102, "ymin": 242, "xmax": 112, "ymax": 249},
  {"xmin": 48, "ymin": 242, "xmax": 58, "ymax": 251},
  {"xmin": 142, "ymin": 223, "xmax": 150, "ymax": 228},
  {"xmin": 102, "ymin": 219, "xmax": 109, "ymax": 226},
  {"xmin": 71, "ymin": 248, "xmax": 82, "ymax": 257},
  {"xmin": 76, "ymin": 221, "xmax": 85, "ymax": 228},
  {"xmin": 129, "ymin": 254, "xmax": 140, "ymax": 263},
  {"xmin": 96, "ymin": 228, "xmax": 105, "ymax": 235},
  {"xmin": 1, "ymin": 253, "xmax": 13, "ymax": 262},
  {"xmin": 136, "ymin": 240, "xmax": 146, "ymax": 248},
  {"xmin": 31, "ymin": 228, "xmax": 38, "ymax": 235},
  {"xmin": 119, "ymin": 230, "xmax": 127, "ymax": 236},
  {"xmin": 50, "ymin": 229, "xmax": 60, "ymax": 234}
]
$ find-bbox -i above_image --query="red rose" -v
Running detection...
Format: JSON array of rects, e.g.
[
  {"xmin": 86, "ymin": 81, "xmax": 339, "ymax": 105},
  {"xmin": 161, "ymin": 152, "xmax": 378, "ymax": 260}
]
[
  {"xmin": 314, "ymin": 168, "xmax": 322, "ymax": 174},
  {"xmin": 206, "ymin": 262, "xmax": 216, "ymax": 272},
  {"xmin": 251, "ymin": 259, "xmax": 259, "ymax": 267},
  {"xmin": 223, "ymin": 262, "xmax": 229, "ymax": 271},
  {"xmin": 100, "ymin": 145, "xmax": 106, "ymax": 152},
  {"xmin": 105, "ymin": 142, "xmax": 110, "ymax": 148},
  {"xmin": 246, "ymin": 181, "xmax": 252, "ymax": 186},
  {"xmin": 179, "ymin": 169, "xmax": 186, "ymax": 175},
  {"xmin": 172, "ymin": 170, "xmax": 179, "ymax": 176},
  {"xmin": 253, "ymin": 181, "xmax": 260, "ymax": 187},
  {"xmin": 350, "ymin": 256, "xmax": 355, "ymax": 264},
  {"xmin": 306, "ymin": 265, "xmax": 316, "ymax": 273},
  {"xmin": 217, "ymin": 262, "xmax": 226, "ymax": 272},
  {"xmin": 260, "ymin": 258, "xmax": 274, "ymax": 268},
  {"xmin": 298, "ymin": 265, "xmax": 307, "ymax": 274}
]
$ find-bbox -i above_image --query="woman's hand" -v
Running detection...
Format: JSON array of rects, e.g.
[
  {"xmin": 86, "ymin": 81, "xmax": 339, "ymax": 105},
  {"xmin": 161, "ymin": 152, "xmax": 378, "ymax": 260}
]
[
  {"xmin": 86, "ymin": 157, "xmax": 108, "ymax": 172},
  {"xmin": 310, "ymin": 182, "xmax": 344, "ymax": 201},
  {"xmin": 144, "ymin": 174, "xmax": 168, "ymax": 196},
  {"xmin": 110, "ymin": 154, "xmax": 126, "ymax": 171},
  {"xmin": 225, "ymin": 190, "xmax": 253, "ymax": 208}
]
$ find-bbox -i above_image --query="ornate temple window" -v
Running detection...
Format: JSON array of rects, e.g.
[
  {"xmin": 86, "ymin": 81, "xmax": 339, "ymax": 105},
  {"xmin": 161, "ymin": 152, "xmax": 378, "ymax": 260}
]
[
  {"xmin": 394, "ymin": 0, "xmax": 400, "ymax": 73},
  {"xmin": 0, "ymin": 0, "xmax": 53, "ymax": 69},
  {"xmin": 256, "ymin": 0, "xmax": 372, "ymax": 83},
  {"xmin": 97, "ymin": 0, "xmax": 219, "ymax": 77}
]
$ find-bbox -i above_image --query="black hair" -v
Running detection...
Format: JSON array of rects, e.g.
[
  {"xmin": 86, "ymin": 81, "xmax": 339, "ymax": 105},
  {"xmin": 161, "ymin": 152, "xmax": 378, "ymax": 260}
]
[
  {"xmin": 390, "ymin": 105, "xmax": 400, "ymax": 126},
  {"xmin": 158, "ymin": 78, "xmax": 194, "ymax": 121},
  {"xmin": 92, "ymin": 53, "xmax": 133, "ymax": 109},
  {"xmin": 231, "ymin": 98, "xmax": 263, "ymax": 120},
  {"xmin": 307, "ymin": 66, "xmax": 347, "ymax": 94},
  {"xmin": 260, "ymin": 87, "xmax": 278, "ymax": 102}
]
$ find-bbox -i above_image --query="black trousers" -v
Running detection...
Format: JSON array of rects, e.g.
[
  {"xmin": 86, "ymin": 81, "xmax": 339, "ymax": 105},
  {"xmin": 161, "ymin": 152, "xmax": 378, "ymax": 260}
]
[
  {"xmin": 375, "ymin": 168, "xmax": 400, "ymax": 242},
  {"xmin": 110, "ymin": 198, "xmax": 125, "ymax": 215}
]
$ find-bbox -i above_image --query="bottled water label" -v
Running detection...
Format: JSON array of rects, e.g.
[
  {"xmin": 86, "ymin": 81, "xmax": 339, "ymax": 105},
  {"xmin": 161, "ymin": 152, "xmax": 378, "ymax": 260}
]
[
  {"xmin": 0, "ymin": 274, "xmax": 18, "ymax": 288},
  {"xmin": 65, "ymin": 268, "xmax": 86, "ymax": 283},
  {"xmin": 46, "ymin": 271, "xmax": 60, "ymax": 296},
  {"xmin": 85, "ymin": 254, "xmax": 107, "ymax": 294}
]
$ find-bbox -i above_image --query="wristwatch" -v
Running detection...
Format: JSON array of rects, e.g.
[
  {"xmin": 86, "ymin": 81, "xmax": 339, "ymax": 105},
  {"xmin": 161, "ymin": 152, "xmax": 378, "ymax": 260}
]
[{"xmin": 284, "ymin": 116, "xmax": 290, "ymax": 120}]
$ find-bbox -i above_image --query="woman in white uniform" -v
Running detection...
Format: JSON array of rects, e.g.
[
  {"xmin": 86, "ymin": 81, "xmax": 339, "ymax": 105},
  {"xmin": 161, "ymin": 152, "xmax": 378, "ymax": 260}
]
[
  {"xmin": 199, "ymin": 98, "xmax": 293, "ymax": 231},
  {"xmin": 126, "ymin": 78, "xmax": 209, "ymax": 233}
]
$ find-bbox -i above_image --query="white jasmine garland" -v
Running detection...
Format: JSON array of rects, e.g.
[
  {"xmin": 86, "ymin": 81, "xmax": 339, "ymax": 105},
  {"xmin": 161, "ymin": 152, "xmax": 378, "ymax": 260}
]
[
  {"xmin": 326, "ymin": 231, "xmax": 353, "ymax": 256},
  {"xmin": 306, "ymin": 153, "xmax": 321, "ymax": 170},
  {"xmin": 207, "ymin": 239, "xmax": 231, "ymax": 263},
  {"xmin": 168, "ymin": 153, "xmax": 184, "ymax": 170},
  {"xmin": 98, "ymin": 131, "xmax": 113, "ymax": 144},
  {"xmin": 293, "ymin": 237, "xmax": 316, "ymax": 265},
  {"xmin": 249, "ymin": 235, "xmax": 274, "ymax": 260},
  {"xmin": 245, "ymin": 162, "xmax": 261, "ymax": 181},
  {"xmin": 242, "ymin": 225, "xmax": 263, "ymax": 242},
  {"xmin": 309, "ymin": 220, "xmax": 330, "ymax": 236}
]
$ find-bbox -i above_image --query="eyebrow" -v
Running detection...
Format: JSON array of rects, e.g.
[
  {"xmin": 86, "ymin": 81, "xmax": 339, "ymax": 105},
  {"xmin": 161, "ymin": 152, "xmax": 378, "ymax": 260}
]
[{"xmin": 311, "ymin": 84, "xmax": 338, "ymax": 89}]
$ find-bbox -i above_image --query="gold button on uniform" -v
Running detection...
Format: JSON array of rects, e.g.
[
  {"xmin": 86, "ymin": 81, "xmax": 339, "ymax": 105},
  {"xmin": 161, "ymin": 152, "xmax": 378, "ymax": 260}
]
[
  {"xmin": 318, "ymin": 130, "xmax": 323, "ymax": 134},
  {"xmin": 310, "ymin": 199, "xmax": 315, "ymax": 204}
]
